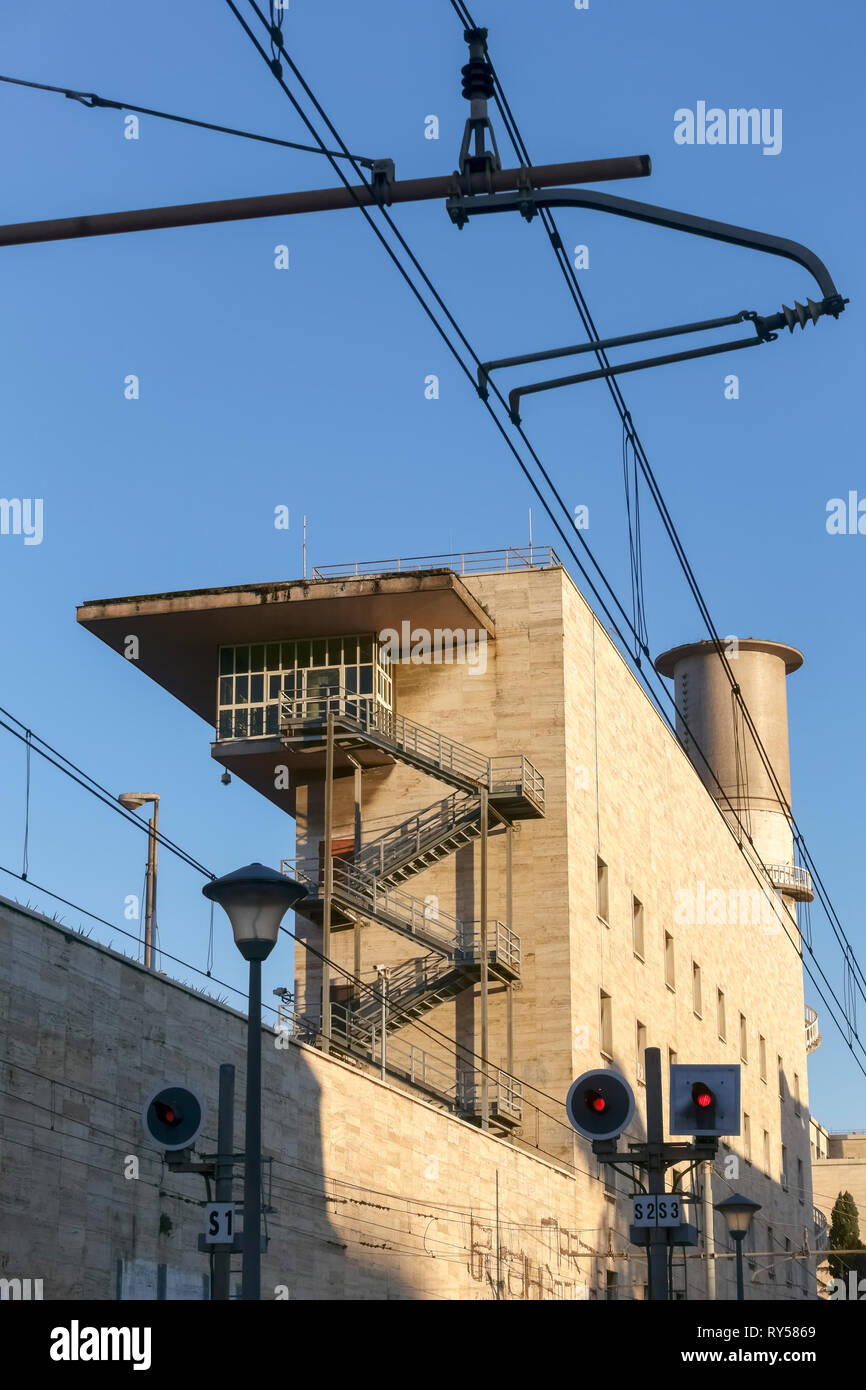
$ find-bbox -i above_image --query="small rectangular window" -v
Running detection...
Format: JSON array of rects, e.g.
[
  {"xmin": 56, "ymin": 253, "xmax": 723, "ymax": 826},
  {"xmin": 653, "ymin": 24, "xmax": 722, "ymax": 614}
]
[
  {"xmin": 794, "ymin": 1073, "xmax": 801, "ymax": 1116},
  {"xmin": 739, "ymin": 1013, "xmax": 748, "ymax": 1062},
  {"xmin": 636, "ymin": 1021, "xmax": 647, "ymax": 1083},
  {"xmin": 600, "ymin": 990, "xmax": 613, "ymax": 1059},
  {"xmin": 596, "ymin": 857, "xmax": 609, "ymax": 923},
  {"xmin": 781, "ymin": 1144, "xmax": 788, "ymax": 1189},
  {"xmin": 219, "ymin": 647, "xmax": 234, "ymax": 676},
  {"xmin": 778, "ymin": 1056, "xmax": 785, "ymax": 1102},
  {"xmin": 763, "ymin": 1129, "xmax": 770, "ymax": 1173},
  {"xmin": 744, "ymin": 1112, "xmax": 751, "ymax": 1163},
  {"xmin": 767, "ymin": 1227, "xmax": 776, "ymax": 1280},
  {"xmin": 717, "ymin": 988, "xmax": 726, "ymax": 1041},
  {"xmin": 759, "ymin": 1035, "xmax": 767, "ymax": 1083},
  {"xmin": 632, "ymin": 896, "xmax": 644, "ymax": 958},
  {"xmin": 664, "ymin": 933, "xmax": 675, "ymax": 990},
  {"xmin": 692, "ymin": 961, "xmax": 702, "ymax": 1017},
  {"xmin": 250, "ymin": 644, "xmax": 265, "ymax": 672},
  {"xmin": 234, "ymin": 646, "xmax": 249, "ymax": 675}
]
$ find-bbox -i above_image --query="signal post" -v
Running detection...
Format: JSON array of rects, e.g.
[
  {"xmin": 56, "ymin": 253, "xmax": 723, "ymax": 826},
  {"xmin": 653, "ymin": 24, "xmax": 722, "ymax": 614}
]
[{"xmin": 566, "ymin": 1048, "xmax": 741, "ymax": 1301}]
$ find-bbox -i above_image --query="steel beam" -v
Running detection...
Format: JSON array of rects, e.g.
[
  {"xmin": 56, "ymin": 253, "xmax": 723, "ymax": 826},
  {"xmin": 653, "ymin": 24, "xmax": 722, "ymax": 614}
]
[{"xmin": 0, "ymin": 156, "xmax": 651, "ymax": 249}]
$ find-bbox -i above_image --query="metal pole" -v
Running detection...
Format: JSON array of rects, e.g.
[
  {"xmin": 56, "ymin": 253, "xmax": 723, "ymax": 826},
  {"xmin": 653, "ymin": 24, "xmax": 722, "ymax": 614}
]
[
  {"xmin": 302, "ymin": 515, "xmax": 307, "ymax": 579},
  {"xmin": 0, "ymin": 156, "xmax": 652, "ymax": 249},
  {"xmin": 242, "ymin": 960, "xmax": 262, "ymax": 1301},
  {"xmin": 480, "ymin": 786, "xmax": 489, "ymax": 1131},
  {"xmin": 644, "ymin": 1047, "xmax": 669, "ymax": 1301},
  {"xmin": 378, "ymin": 967, "xmax": 390, "ymax": 1081},
  {"xmin": 702, "ymin": 1160, "xmax": 716, "ymax": 1300},
  {"xmin": 143, "ymin": 801, "xmax": 158, "ymax": 970},
  {"xmin": 322, "ymin": 710, "xmax": 334, "ymax": 1055},
  {"xmin": 351, "ymin": 756, "xmax": 363, "ymax": 996},
  {"xmin": 212, "ymin": 1063, "xmax": 235, "ymax": 1302},
  {"xmin": 506, "ymin": 825, "xmax": 514, "ymax": 1076},
  {"xmin": 734, "ymin": 1234, "xmax": 745, "ymax": 1301}
]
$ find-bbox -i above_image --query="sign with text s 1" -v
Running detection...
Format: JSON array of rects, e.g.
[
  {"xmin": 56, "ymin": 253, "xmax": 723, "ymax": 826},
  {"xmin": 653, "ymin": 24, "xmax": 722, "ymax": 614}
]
[
  {"xmin": 204, "ymin": 1203, "xmax": 235, "ymax": 1244},
  {"xmin": 631, "ymin": 1194, "xmax": 683, "ymax": 1228}
]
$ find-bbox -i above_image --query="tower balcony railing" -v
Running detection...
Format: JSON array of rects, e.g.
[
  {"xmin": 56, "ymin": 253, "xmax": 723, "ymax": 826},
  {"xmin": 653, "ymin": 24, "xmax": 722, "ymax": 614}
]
[
  {"xmin": 765, "ymin": 862, "xmax": 814, "ymax": 902},
  {"xmin": 805, "ymin": 1005, "xmax": 821, "ymax": 1053}
]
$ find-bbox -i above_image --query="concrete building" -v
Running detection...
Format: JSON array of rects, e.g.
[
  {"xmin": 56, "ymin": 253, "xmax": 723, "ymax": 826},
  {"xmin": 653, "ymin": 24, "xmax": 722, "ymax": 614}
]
[{"xmin": 0, "ymin": 548, "xmax": 823, "ymax": 1299}]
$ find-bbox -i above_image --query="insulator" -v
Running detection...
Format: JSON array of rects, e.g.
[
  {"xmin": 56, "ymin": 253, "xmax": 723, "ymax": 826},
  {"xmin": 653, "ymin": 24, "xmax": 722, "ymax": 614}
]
[
  {"xmin": 461, "ymin": 58, "xmax": 495, "ymax": 102},
  {"xmin": 782, "ymin": 299, "xmax": 824, "ymax": 331}
]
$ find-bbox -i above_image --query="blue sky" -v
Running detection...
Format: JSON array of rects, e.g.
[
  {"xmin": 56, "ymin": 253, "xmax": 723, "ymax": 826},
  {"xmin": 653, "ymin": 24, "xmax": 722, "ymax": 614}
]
[{"xmin": 0, "ymin": 0, "xmax": 863, "ymax": 1126}]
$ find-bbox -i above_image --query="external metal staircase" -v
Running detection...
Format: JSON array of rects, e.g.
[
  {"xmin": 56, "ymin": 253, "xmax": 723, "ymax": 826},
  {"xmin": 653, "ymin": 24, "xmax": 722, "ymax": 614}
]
[
  {"xmin": 280, "ymin": 689, "xmax": 545, "ymax": 819},
  {"xmin": 281, "ymin": 685, "xmax": 542, "ymax": 1130},
  {"xmin": 355, "ymin": 791, "xmax": 486, "ymax": 888}
]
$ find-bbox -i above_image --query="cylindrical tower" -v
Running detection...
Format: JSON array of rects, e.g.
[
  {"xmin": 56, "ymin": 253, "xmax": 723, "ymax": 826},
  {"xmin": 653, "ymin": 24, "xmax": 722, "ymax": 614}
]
[{"xmin": 654, "ymin": 638, "xmax": 812, "ymax": 900}]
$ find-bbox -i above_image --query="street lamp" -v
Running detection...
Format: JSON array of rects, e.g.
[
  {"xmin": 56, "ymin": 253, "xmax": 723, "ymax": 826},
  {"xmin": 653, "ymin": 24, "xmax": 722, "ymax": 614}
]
[
  {"xmin": 714, "ymin": 1193, "xmax": 762, "ymax": 1301},
  {"xmin": 202, "ymin": 863, "xmax": 306, "ymax": 1301},
  {"xmin": 118, "ymin": 792, "xmax": 160, "ymax": 969}
]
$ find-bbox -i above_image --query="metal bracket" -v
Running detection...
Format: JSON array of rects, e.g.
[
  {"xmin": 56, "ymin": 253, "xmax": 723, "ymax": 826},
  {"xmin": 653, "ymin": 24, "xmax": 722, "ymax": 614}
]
[
  {"xmin": 451, "ymin": 183, "xmax": 847, "ymax": 419},
  {"xmin": 369, "ymin": 159, "xmax": 396, "ymax": 208}
]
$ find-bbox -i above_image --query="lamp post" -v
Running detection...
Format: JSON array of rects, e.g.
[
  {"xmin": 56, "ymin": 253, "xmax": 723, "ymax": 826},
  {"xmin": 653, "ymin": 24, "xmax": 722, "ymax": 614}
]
[
  {"xmin": 714, "ymin": 1193, "xmax": 761, "ymax": 1300},
  {"xmin": 118, "ymin": 792, "xmax": 160, "ymax": 969},
  {"xmin": 203, "ymin": 863, "xmax": 306, "ymax": 1301}
]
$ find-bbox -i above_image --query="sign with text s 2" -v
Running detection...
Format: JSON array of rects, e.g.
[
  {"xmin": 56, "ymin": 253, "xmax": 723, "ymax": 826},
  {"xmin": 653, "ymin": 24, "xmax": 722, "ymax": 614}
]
[
  {"xmin": 205, "ymin": 1203, "xmax": 235, "ymax": 1244},
  {"xmin": 631, "ymin": 1194, "xmax": 682, "ymax": 1228}
]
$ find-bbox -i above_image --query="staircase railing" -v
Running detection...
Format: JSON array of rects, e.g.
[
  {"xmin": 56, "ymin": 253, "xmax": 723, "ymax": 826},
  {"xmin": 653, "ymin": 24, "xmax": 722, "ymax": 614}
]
[
  {"xmin": 354, "ymin": 791, "xmax": 480, "ymax": 880},
  {"xmin": 284, "ymin": 855, "xmax": 466, "ymax": 953},
  {"xmin": 279, "ymin": 688, "xmax": 544, "ymax": 808},
  {"xmin": 326, "ymin": 1003, "xmax": 523, "ymax": 1120}
]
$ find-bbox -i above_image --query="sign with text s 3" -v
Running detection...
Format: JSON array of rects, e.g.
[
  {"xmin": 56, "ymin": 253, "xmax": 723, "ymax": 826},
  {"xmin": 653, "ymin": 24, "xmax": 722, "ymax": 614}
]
[{"xmin": 631, "ymin": 1194, "xmax": 682, "ymax": 1228}]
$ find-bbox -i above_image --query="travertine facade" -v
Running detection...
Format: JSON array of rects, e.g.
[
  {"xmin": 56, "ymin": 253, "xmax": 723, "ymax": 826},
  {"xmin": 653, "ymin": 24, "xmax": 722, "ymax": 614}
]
[
  {"xmin": 17, "ymin": 553, "xmax": 818, "ymax": 1300},
  {"xmin": 290, "ymin": 564, "xmax": 816, "ymax": 1296}
]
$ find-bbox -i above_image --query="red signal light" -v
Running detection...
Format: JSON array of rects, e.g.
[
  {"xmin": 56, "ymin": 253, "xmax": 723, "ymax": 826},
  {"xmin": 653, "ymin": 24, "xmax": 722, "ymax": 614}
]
[
  {"xmin": 585, "ymin": 1090, "xmax": 607, "ymax": 1113},
  {"xmin": 155, "ymin": 1101, "xmax": 179, "ymax": 1126},
  {"xmin": 692, "ymin": 1082, "xmax": 714, "ymax": 1109}
]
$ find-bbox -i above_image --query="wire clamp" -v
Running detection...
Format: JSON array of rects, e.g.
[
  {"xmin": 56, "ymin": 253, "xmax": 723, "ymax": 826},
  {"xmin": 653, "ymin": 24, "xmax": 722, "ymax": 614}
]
[{"xmin": 369, "ymin": 159, "xmax": 396, "ymax": 207}]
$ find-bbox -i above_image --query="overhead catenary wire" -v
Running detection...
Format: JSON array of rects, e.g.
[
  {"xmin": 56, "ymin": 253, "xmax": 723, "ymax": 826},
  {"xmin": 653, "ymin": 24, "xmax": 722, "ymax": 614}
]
[
  {"xmin": 0, "ymin": 72, "xmax": 380, "ymax": 167},
  {"xmin": 446, "ymin": 1, "xmax": 866, "ymax": 1014},
  {"xmin": 225, "ymin": 0, "xmax": 866, "ymax": 1078},
  {"xmin": 1, "ymin": 9, "xmax": 861, "ymax": 1116}
]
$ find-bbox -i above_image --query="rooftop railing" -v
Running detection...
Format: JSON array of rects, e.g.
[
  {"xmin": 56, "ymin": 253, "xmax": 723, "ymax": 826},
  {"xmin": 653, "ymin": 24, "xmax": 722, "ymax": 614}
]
[{"xmin": 311, "ymin": 546, "xmax": 561, "ymax": 581}]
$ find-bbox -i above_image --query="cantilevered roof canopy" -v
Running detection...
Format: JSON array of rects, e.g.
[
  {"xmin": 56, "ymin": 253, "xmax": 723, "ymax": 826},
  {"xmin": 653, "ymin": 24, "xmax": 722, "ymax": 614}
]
[{"xmin": 77, "ymin": 569, "xmax": 495, "ymax": 727}]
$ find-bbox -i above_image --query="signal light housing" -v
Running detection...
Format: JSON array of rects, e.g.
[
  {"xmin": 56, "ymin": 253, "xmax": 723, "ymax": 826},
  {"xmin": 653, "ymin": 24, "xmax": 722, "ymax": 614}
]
[
  {"xmin": 142, "ymin": 1083, "xmax": 205, "ymax": 1151},
  {"xmin": 670, "ymin": 1064, "xmax": 741, "ymax": 1138},
  {"xmin": 566, "ymin": 1069, "xmax": 636, "ymax": 1142}
]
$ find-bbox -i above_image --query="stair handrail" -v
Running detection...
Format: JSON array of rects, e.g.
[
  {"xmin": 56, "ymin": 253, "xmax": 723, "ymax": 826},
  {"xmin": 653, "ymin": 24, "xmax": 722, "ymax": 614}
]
[{"xmin": 280, "ymin": 687, "xmax": 545, "ymax": 808}]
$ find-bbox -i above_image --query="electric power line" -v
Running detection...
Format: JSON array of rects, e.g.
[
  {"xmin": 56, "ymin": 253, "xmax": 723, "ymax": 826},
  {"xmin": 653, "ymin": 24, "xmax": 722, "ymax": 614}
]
[
  {"xmin": 0, "ymin": 72, "xmax": 379, "ymax": 166},
  {"xmin": 226, "ymin": 0, "xmax": 866, "ymax": 1077}
]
